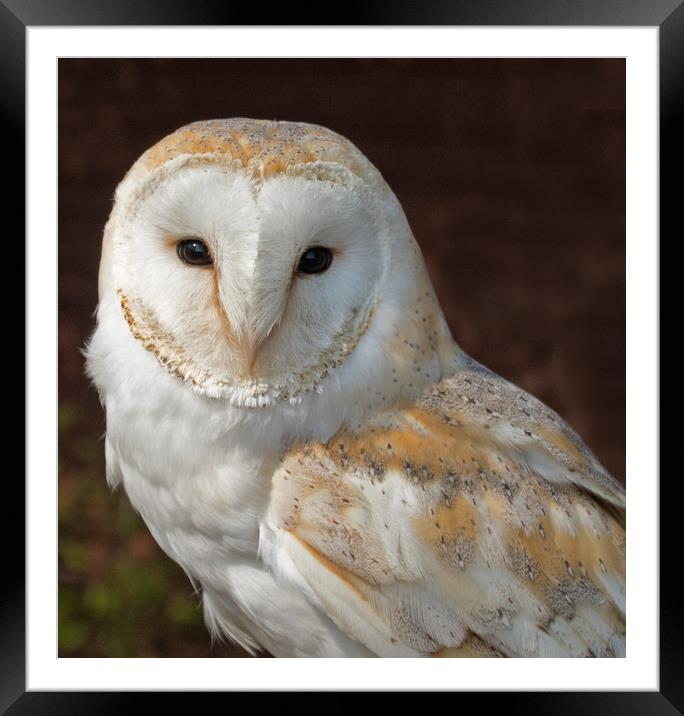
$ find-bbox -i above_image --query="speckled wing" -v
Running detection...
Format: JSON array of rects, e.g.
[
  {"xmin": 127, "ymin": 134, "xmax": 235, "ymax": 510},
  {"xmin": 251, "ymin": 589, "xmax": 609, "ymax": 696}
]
[{"xmin": 263, "ymin": 358, "xmax": 626, "ymax": 657}]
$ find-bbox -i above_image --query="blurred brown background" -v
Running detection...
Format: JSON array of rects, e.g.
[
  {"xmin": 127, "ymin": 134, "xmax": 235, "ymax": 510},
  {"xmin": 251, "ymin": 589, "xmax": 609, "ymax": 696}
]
[{"xmin": 58, "ymin": 59, "xmax": 625, "ymax": 658}]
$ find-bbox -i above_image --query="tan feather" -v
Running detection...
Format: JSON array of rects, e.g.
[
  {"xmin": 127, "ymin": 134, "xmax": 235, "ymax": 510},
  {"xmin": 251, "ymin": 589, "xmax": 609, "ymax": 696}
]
[{"xmin": 265, "ymin": 357, "xmax": 625, "ymax": 657}]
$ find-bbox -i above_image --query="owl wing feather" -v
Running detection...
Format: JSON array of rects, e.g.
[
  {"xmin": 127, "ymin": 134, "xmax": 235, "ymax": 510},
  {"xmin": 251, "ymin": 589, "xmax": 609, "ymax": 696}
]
[{"xmin": 263, "ymin": 358, "xmax": 626, "ymax": 657}]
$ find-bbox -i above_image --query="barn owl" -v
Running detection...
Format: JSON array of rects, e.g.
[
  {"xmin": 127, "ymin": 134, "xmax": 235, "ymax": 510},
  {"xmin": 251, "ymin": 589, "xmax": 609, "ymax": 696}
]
[{"xmin": 85, "ymin": 118, "xmax": 625, "ymax": 658}]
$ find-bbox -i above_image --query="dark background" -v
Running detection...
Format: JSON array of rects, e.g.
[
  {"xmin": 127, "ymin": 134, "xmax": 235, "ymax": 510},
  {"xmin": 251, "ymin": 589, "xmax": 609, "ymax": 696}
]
[{"xmin": 58, "ymin": 58, "xmax": 625, "ymax": 658}]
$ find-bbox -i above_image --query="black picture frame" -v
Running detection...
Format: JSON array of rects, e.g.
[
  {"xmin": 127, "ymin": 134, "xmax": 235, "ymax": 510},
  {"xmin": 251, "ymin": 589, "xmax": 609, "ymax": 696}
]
[{"xmin": 8, "ymin": 0, "xmax": 675, "ymax": 711}]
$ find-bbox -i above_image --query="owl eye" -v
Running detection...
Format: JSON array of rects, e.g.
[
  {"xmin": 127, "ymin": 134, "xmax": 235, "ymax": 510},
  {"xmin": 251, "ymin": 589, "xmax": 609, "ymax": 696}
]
[
  {"xmin": 177, "ymin": 238, "xmax": 213, "ymax": 267},
  {"xmin": 297, "ymin": 246, "xmax": 333, "ymax": 275}
]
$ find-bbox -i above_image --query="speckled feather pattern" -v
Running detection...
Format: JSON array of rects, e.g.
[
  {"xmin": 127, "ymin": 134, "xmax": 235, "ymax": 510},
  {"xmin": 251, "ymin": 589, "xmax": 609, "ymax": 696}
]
[
  {"xmin": 265, "ymin": 358, "xmax": 625, "ymax": 657},
  {"xmin": 128, "ymin": 117, "xmax": 389, "ymax": 198}
]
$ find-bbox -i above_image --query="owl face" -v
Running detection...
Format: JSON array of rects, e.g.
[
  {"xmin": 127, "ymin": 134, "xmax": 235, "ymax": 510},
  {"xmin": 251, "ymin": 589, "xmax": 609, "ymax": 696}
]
[
  {"xmin": 95, "ymin": 119, "xmax": 455, "ymax": 414},
  {"xmin": 103, "ymin": 120, "xmax": 415, "ymax": 406},
  {"xmin": 112, "ymin": 164, "xmax": 387, "ymax": 403}
]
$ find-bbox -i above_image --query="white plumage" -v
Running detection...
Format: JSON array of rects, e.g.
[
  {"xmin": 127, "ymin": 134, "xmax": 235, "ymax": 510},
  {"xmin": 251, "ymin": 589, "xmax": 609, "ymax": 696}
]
[{"xmin": 86, "ymin": 118, "xmax": 625, "ymax": 657}]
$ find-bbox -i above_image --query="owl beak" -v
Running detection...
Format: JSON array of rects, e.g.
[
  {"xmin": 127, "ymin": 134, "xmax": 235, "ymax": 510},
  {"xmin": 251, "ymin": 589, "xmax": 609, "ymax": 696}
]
[
  {"xmin": 240, "ymin": 332, "xmax": 264, "ymax": 375},
  {"xmin": 238, "ymin": 319, "xmax": 282, "ymax": 375},
  {"xmin": 223, "ymin": 286, "xmax": 286, "ymax": 376}
]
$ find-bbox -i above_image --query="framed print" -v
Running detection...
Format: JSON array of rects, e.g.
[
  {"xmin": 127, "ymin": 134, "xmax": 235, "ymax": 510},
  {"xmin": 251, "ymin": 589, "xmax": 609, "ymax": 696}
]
[{"xmin": 10, "ymin": 0, "xmax": 676, "ymax": 710}]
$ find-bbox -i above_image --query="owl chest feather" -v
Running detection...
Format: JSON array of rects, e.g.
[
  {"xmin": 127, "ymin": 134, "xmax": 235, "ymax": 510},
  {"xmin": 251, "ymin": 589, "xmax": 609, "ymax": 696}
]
[
  {"xmin": 109, "ymin": 403, "xmax": 277, "ymax": 576},
  {"xmin": 106, "ymin": 394, "xmax": 374, "ymax": 657},
  {"xmin": 97, "ymin": 328, "xmax": 377, "ymax": 656}
]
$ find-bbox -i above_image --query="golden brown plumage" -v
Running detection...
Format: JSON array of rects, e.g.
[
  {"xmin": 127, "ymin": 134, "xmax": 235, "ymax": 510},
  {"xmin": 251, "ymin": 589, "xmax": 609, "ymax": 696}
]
[{"xmin": 265, "ymin": 357, "xmax": 625, "ymax": 657}]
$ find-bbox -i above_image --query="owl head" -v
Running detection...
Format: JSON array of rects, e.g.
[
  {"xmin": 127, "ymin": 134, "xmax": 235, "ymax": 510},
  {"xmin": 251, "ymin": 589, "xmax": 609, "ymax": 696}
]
[{"xmin": 89, "ymin": 119, "xmax": 459, "ymax": 416}]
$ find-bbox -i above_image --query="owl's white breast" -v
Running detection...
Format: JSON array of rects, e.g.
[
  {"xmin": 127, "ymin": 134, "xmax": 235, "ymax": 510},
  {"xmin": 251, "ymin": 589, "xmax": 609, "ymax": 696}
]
[{"xmin": 86, "ymin": 291, "xmax": 387, "ymax": 655}]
